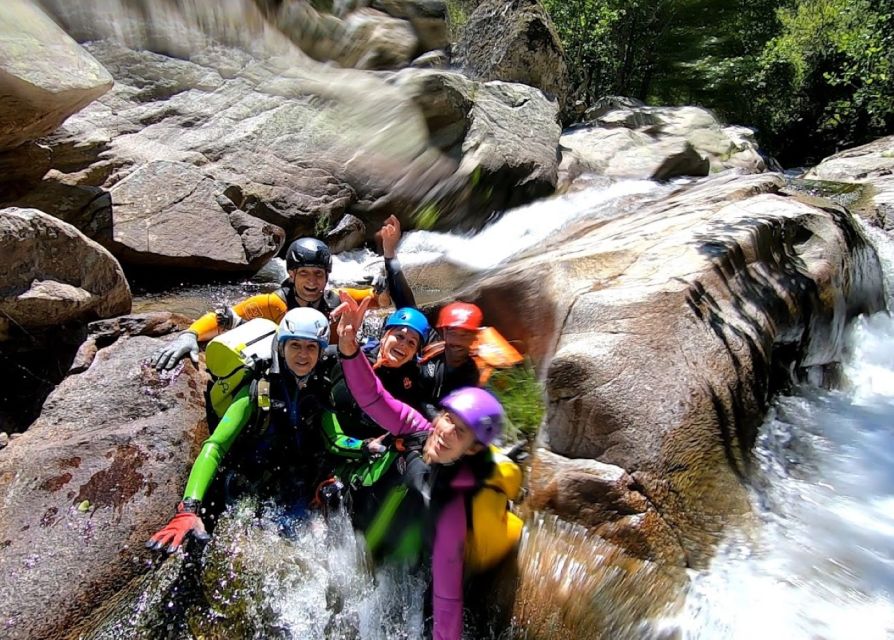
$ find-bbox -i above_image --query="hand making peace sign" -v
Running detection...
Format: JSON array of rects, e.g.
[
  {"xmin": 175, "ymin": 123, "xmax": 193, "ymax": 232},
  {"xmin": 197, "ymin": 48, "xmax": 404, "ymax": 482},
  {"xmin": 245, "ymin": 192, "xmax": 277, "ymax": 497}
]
[{"xmin": 332, "ymin": 290, "xmax": 372, "ymax": 357}]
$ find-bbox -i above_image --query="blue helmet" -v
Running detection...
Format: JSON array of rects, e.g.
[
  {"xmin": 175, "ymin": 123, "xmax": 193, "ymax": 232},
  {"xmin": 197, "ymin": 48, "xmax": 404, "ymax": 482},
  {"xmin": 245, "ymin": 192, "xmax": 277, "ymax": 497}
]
[
  {"xmin": 277, "ymin": 308, "xmax": 330, "ymax": 349},
  {"xmin": 383, "ymin": 307, "xmax": 430, "ymax": 345}
]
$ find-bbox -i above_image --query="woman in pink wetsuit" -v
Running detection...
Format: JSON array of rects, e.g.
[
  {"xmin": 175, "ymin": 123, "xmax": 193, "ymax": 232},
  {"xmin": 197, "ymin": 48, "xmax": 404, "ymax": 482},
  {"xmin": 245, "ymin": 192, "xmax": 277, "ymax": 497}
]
[{"xmin": 334, "ymin": 293, "xmax": 505, "ymax": 640}]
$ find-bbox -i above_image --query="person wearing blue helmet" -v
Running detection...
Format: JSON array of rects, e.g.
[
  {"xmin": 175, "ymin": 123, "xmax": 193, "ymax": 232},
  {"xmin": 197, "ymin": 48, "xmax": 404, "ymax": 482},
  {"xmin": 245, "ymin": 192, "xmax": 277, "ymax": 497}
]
[{"xmin": 147, "ymin": 308, "xmax": 335, "ymax": 553}]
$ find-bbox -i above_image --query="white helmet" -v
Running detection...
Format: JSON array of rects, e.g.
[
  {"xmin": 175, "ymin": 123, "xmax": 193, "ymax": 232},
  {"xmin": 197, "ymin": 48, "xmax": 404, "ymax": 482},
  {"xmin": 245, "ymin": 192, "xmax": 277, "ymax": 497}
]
[{"xmin": 276, "ymin": 308, "xmax": 330, "ymax": 349}]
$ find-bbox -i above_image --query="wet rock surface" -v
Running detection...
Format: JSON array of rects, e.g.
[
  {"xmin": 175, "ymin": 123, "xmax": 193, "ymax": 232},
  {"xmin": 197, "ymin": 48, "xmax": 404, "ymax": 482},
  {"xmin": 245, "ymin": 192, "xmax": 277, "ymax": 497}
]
[
  {"xmin": 805, "ymin": 134, "xmax": 894, "ymax": 233},
  {"xmin": 460, "ymin": 172, "xmax": 885, "ymax": 566},
  {"xmin": 0, "ymin": 317, "xmax": 207, "ymax": 639}
]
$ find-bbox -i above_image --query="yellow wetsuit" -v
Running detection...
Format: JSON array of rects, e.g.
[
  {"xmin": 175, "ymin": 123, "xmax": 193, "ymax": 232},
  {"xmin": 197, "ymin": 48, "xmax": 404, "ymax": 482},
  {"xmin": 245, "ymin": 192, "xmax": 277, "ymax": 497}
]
[{"xmin": 188, "ymin": 285, "xmax": 380, "ymax": 342}]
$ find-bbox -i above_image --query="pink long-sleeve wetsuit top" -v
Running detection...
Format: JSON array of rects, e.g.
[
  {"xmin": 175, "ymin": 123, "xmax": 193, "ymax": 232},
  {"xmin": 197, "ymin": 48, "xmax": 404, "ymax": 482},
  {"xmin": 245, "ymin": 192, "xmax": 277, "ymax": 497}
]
[{"xmin": 340, "ymin": 349, "xmax": 475, "ymax": 640}]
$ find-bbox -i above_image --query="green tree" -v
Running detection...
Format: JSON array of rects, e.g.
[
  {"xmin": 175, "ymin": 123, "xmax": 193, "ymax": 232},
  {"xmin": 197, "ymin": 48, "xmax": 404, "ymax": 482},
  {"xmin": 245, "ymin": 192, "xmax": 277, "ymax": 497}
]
[{"xmin": 754, "ymin": 0, "xmax": 894, "ymax": 163}]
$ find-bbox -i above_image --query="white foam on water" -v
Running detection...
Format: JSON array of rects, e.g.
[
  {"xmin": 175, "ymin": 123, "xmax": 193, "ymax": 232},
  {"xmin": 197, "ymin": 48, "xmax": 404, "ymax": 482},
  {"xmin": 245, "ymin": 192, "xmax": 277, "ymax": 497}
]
[{"xmin": 677, "ymin": 224, "xmax": 894, "ymax": 640}]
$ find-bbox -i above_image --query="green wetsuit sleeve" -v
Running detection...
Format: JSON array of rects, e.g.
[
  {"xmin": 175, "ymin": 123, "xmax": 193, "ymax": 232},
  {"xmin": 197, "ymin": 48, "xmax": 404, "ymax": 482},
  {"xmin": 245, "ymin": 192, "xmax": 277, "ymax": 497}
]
[
  {"xmin": 321, "ymin": 411, "xmax": 366, "ymax": 460},
  {"xmin": 183, "ymin": 385, "xmax": 254, "ymax": 502}
]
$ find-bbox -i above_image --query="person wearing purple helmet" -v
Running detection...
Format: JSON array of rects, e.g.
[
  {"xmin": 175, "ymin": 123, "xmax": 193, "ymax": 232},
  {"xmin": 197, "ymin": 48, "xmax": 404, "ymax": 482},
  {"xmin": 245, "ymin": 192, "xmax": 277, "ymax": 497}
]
[{"xmin": 332, "ymin": 292, "xmax": 516, "ymax": 640}]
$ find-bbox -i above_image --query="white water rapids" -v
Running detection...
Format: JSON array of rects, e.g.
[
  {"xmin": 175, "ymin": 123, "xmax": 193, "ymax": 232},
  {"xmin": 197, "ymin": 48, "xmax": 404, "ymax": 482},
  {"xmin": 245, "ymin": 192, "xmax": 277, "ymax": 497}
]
[{"xmin": 675, "ymin": 223, "xmax": 894, "ymax": 640}]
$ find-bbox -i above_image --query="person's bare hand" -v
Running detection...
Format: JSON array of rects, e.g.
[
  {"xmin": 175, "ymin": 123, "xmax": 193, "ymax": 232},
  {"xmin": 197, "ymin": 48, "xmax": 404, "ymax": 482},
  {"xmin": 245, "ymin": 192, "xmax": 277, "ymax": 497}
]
[
  {"xmin": 381, "ymin": 215, "xmax": 401, "ymax": 259},
  {"xmin": 332, "ymin": 292, "xmax": 372, "ymax": 356}
]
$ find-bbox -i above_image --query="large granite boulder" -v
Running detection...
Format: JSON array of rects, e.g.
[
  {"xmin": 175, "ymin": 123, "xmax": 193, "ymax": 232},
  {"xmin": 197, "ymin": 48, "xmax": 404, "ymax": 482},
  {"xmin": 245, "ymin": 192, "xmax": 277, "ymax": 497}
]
[
  {"xmin": 453, "ymin": 0, "xmax": 568, "ymax": 110},
  {"xmin": 388, "ymin": 68, "xmax": 561, "ymax": 220},
  {"xmin": 458, "ymin": 173, "xmax": 884, "ymax": 566},
  {"xmin": 258, "ymin": 0, "xmax": 420, "ymax": 69},
  {"xmin": 0, "ymin": 0, "xmax": 113, "ymax": 151},
  {"xmin": 804, "ymin": 134, "xmax": 894, "ymax": 232},
  {"xmin": 0, "ymin": 207, "xmax": 131, "ymax": 339},
  {"xmin": 0, "ymin": 38, "xmax": 442, "ymax": 259},
  {"xmin": 559, "ymin": 103, "xmax": 768, "ymax": 187},
  {"xmin": 341, "ymin": 8, "xmax": 419, "ymax": 69},
  {"xmin": 108, "ymin": 160, "xmax": 284, "ymax": 273},
  {"xmin": 0, "ymin": 314, "xmax": 207, "ymax": 639},
  {"xmin": 371, "ymin": 0, "xmax": 448, "ymax": 53}
]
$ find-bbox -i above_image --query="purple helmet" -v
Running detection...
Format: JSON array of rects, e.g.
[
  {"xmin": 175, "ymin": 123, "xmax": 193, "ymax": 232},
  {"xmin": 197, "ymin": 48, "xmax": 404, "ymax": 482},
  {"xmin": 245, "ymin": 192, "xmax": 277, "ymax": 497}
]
[{"xmin": 439, "ymin": 387, "xmax": 504, "ymax": 445}]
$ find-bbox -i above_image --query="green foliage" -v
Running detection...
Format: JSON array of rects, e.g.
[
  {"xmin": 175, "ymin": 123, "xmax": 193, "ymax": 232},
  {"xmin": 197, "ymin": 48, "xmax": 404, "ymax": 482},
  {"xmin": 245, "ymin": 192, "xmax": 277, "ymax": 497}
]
[
  {"xmin": 413, "ymin": 203, "xmax": 440, "ymax": 230},
  {"xmin": 445, "ymin": 0, "xmax": 473, "ymax": 40},
  {"xmin": 486, "ymin": 360, "xmax": 545, "ymax": 442},
  {"xmin": 313, "ymin": 211, "xmax": 331, "ymax": 237},
  {"xmin": 542, "ymin": 0, "xmax": 894, "ymax": 164},
  {"xmin": 752, "ymin": 0, "xmax": 894, "ymax": 163}
]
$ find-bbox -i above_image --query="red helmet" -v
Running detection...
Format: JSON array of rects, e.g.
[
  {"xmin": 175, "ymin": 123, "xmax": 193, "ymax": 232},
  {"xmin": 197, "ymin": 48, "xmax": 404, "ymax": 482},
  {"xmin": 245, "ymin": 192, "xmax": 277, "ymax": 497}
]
[{"xmin": 436, "ymin": 302, "xmax": 483, "ymax": 331}]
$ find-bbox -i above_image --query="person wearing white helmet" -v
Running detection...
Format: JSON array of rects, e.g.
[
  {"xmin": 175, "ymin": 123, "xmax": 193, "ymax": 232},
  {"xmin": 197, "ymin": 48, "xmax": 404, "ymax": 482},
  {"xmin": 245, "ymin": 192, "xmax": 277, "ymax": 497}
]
[
  {"xmin": 146, "ymin": 307, "xmax": 334, "ymax": 553},
  {"xmin": 151, "ymin": 237, "xmax": 390, "ymax": 371}
]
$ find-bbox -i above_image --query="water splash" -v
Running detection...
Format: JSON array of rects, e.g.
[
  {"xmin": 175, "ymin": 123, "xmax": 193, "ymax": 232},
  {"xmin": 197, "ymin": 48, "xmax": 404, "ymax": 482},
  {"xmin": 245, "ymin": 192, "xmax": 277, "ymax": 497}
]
[{"xmin": 677, "ymin": 228, "xmax": 894, "ymax": 640}]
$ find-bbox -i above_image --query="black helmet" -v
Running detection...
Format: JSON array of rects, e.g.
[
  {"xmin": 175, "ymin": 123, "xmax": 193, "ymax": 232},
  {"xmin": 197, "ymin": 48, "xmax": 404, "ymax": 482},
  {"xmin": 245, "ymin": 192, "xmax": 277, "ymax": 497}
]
[{"xmin": 286, "ymin": 238, "xmax": 332, "ymax": 273}]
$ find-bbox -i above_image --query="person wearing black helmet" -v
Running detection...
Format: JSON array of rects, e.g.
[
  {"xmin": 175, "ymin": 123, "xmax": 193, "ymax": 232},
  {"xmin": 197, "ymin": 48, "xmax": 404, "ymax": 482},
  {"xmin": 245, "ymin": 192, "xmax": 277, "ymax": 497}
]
[{"xmin": 152, "ymin": 237, "xmax": 379, "ymax": 371}]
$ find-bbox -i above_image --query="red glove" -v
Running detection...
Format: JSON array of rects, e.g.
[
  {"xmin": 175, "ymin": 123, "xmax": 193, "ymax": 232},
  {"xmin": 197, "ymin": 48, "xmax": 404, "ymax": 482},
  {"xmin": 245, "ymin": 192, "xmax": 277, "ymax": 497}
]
[{"xmin": 145, "ymin": 501, "xmax": 210, "ymax": 553}]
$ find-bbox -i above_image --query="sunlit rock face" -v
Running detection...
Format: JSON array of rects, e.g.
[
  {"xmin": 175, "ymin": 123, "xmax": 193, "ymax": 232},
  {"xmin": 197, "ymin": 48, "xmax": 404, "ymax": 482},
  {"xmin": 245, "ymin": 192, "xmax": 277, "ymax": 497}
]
[
  {"xmin": 452, "ymin": 0, "xmax": 569, "ymax": 112},
  {"xmin": 0, "ymin": 315, "xmax": 206, "ymax": 639},
  {"xmin": 461, "ymin": 172, "xmax": 885, "ymax": 567},
  {"xmin": 0, "ymin": 35, "xmax": 440, "ymax": 271},
  {"xmin": 107, "ymin": 160, "xmax": 285, "ymax": 273},
  {"xmin": 559, "ymin": 101, "xmax": 768, "ymax": 186},
  {"xmin": 805, "ymin": 134, "xmax": 894, "ymax": 233},
  {"xmin": 0, "ymin": 208, "xmax": 131, "ymax": 338},
  {"xmin": 388, "ymin": 68, "xmax": 562, "ymax": 217},
  {"xmin": 0, "ymin": 0, "xmax": 113, "ymax": 151}
]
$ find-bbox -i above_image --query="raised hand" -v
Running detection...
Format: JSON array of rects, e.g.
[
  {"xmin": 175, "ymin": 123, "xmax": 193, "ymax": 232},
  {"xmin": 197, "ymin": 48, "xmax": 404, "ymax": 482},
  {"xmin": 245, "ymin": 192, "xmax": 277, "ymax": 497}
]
[
  {"xmin": 380, "ymin": 214, "xmax": 402, "ymax": 259},
  {"xmin": 332, "ymin": 291, "xmax": 372, "ymax": 357}
]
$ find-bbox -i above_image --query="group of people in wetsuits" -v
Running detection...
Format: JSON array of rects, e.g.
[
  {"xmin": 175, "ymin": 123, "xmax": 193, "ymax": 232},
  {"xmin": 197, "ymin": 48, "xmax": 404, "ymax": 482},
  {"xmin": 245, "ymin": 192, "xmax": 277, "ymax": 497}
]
[{"xmin": 145, "ymin": 216, "xmax": 523, "ymax": 640}]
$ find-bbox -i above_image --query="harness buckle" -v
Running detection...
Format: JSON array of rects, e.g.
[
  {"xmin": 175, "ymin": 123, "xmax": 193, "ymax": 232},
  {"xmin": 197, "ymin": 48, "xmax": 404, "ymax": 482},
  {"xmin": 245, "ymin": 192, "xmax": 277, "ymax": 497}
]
[{"xmin": 257, "ymin": 379, "xmax": 271, "ymax": 411}]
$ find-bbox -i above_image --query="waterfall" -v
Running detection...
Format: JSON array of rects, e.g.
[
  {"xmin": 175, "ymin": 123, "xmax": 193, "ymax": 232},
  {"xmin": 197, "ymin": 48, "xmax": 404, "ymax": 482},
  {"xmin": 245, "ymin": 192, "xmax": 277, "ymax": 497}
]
[{"xmin": 676, "ymin": 223, "xmax": 894, "ymax": 639}]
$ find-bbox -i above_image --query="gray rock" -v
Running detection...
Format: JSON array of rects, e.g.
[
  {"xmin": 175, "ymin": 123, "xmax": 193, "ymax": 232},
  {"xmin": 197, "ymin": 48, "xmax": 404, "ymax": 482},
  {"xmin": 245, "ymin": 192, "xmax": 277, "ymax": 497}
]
[
  {"xmin": 263, "ymin": 1, "xmax": 418, "ymax": 69},
  {"xmin": 559, "ymin": 105, "xmax": 767, "ymax": 186},
  {"xmin": 805, "ymin": 134, "xmax": 894, "ymax": 232},
  {"xmin": 1, "ymin": 39, "xmax": 449, "ymax": 267},
  {"xmin": 0, "ymin": 0, "xmax": 113, "ymax": 151},
  {"xmin": 0, "ymin": 432, "xmax": 7, "ymax": 449},
  {"xmin": 325, "ymin": 212, "xmax": 367, "ymax": 253},
  {"xmin": 453, "ymin": 0, "xmax": 569, "ymax": 110},
  {"xmin": 0, "ymin": 328, "xmax": 208, "ymax": 639},
  {"xmin": 108, "ymin": 160, "xmax": 284, "ymax": 273},
  {"xmin": 390, "ymin": 68, "xmax": 561, "ymax": 215},
  {"xmin": 371, "ymin": 0, "xmax": 448, "ymax": 52},
  {"xmin": 459, "ymin": 173, "xmax": 885, "ymax": 566},
  {"xmin": 0, "ymin": 208, "xmax": 131, "ymax": 339},
  {"xmin": 410, "ymin": 49, "xmax": 449, "ymax": 69},
  {"xmin": 342, "ymin": 8, "xmax": 419, "ymax": 69}
]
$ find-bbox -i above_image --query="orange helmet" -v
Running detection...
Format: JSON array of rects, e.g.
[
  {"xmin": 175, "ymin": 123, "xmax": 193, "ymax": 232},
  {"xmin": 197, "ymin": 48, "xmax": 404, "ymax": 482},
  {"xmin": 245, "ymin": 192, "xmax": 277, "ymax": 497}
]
[{"xmin": 436, "ymin": 302, "xmax": 483, "ymax": 331}]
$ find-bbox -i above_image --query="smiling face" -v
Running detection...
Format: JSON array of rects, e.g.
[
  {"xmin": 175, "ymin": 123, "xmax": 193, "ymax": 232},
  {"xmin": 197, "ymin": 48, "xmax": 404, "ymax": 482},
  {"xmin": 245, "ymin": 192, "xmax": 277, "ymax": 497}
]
[
  {"xmin": 282, "ymin": 338, "xmax": 321, "ymax": 377},
  {"xmin": 379, "ymin": 327, "xmax": 420, "ymax": 368},
  {"xmin": 442, "ymin": 326, "xmax": 477, "ymax": 367},
  {"xmin": 423, "ymin": 410, "xmax": 479, "ymax": 464},
  {"xmin": 290, "ymin": 267, "xmax": 328, "ymax": 305}
]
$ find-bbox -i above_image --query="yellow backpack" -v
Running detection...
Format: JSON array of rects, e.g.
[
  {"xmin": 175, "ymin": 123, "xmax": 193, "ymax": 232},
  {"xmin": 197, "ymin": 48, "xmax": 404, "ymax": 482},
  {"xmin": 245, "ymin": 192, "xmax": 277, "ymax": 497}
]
[
  {"xmin": 465, "ymin": 447, "xmax": 524, "ymax": 574},
  {"xmin": 205, "ymin": 318, "xmax": 277, "ymax": 418}
]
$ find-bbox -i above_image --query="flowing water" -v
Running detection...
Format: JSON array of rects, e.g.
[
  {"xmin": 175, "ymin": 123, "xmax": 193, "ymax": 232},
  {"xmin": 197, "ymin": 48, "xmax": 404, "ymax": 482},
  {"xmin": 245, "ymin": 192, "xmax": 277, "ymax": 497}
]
[
  {"xmin": 675, "ymin": 223, "xmax": 894, "ymax": 640},
  {"xmin": 127, "ymin": 178, "xmax": 894, "ymax": 639},
  {"xmin": 133, "ymin": 178, "xmax": 668, "ymax": 315}
]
